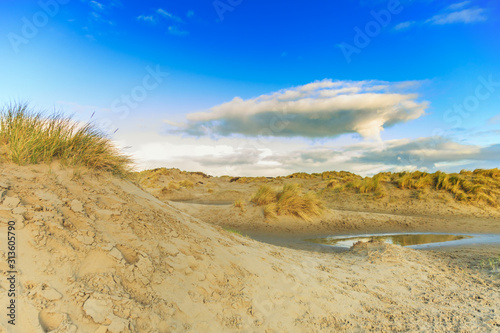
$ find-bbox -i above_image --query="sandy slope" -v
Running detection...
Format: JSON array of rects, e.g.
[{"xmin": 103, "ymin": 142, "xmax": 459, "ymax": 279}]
[{"xmin": 0, "ymin": 164, "xmax": 499, "ymax": 332}]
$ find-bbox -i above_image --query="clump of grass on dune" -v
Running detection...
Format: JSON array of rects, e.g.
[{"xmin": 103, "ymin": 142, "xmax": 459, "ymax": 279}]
[
  {"xmin": 320, "ymin": 170, "xmax": 359, "ymax": 180},
  {"xmin": 322, "ymin": 168, "xmax": 499, "ymax": 206},
  {"xmin": 179, "ymin": 179, "xmax": 194, "ymax": 189},
  {"xmin": 168, "ymin": 181, "xmax": 181, "ymax": 190},
  {"xmin": 275, "ymin": 184, "xmax": 323, "ymax": 221},
  {"xmin": 389, "ymin": 169, "xmax": 500, "ymax": 206},
  {"xmin": 233, "ymin": 199, "xmax": 245, "ymax": 211},
  {"xmin": 251, "ymin": 185, "xmax": 277, "ymax": 206},
  {"xmin": 263, "ymin": 202, "xmax": 278, "ymax": 220},
  {"xmin": 327, "ymin": 174, "xmax": 386, "ymax": 197},
  {"xmin": 251, "ymin": 184, "xmax": 323, "ymax": 221},
  {"xmin": 395, "ymin": 171, "xmax": 434, "ymax": 190},
  {"xmin": 0, "ymin": 103, "xmax": 132, "ymax": 176},
  {"xmin": 286, "ymin": 172, "xmax": 316, "ymax": 180}
]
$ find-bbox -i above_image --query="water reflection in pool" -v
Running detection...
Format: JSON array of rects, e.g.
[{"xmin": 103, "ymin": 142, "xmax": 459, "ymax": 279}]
[{"xmin": 307, "ymin": 233, "xmax": 474, "ymax": 248}]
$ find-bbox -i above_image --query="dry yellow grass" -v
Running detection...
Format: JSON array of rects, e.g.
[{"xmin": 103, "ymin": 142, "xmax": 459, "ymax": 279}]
[
  {"xmin": 263, "ymin": 203, "xmax": 278, "ymax": 220},
  {"xmin": 276, "ymin": 184, "xmax": 323, "ymax": 221},
  {"xmin": 179, "ymin": 179, "xmax": 194, "ymax": 189},
  {"xmin": 251, "ymin": 184, "xmax": 323, "ymax": 221},
  {"xmin": 390, "ymin": 170, "xmax": 499, "ymax": 206},
  {"xmin": 0, "ymin": 103, "xmax": 131, "ymax": 176},
  {"xmin": 168, "ymin": 182, "xmax": 180, "ymax": 190},
  {"xmin": 233, "ymin": 199, "xmax": 245, "ymax": 211},
  {"xmin": 251, "ymin": 185, "xmax": 277, "ymax": 206},
  {"xmin": 286, "ymin": 172, "xmax": 316, "ymax": 179},
  {"xmin": 329, "ymin": 175, "xmax": 385, "ymax": 197},
  {"xmin": 321, "ymin": 169, "xmax": 499, "ymax": 206}
]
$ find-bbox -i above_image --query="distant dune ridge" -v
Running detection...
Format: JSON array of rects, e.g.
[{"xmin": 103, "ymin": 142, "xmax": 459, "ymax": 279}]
[{"xmin": 0, "ymin": 105, "xmax": 499, "ymax": 332}]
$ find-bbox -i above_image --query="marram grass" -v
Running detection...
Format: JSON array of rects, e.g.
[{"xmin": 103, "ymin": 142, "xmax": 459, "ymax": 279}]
[
  {"xmin": 252, "ymin": 184, "xmax": 324, "ymax": 221},
  {"xmin": 0, "ymin": 104, "xmax": 132, "ymax": 176}
]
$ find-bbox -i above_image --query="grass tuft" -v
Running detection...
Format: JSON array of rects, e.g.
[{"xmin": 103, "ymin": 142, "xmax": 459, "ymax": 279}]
[
  {"xmin": 233, "ymin": 199, "xmax": 245, "ymax": 211},
  {"xmin": 276, "ymin": 184, "xmax": 323, "ymax": 221},
  {"xmin": 263, "ymin": 203, "xmax": 278, "ymax": 220},
  {"xmin": 252, "ymin": 184, "xmax": 323, "ymax": 221},
  {"xmin": 389, "ymin": 169, "xmax": 500, "ymax": 206},
  {"xmin": 251, "ymin": 185, "xmax": 277, "ymax": 206},
  {"xmin": 179, "ymin": 179, "xmax": 194, "ymax": 189},
  {"xmin": 0, "ymin": 103, "xmax": 132, "ymax": 176}
]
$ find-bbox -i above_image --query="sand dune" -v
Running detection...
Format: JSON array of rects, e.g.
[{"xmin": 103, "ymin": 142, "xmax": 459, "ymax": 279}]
[{"xmin": 0, "ymin": 163, "xmax": 498, "ymax": 332}]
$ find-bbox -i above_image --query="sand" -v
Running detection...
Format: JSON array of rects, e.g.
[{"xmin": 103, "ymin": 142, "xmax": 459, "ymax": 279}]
[{"xmin": 0, "ymin": 164, "xmax": 499, "ymax": 332}]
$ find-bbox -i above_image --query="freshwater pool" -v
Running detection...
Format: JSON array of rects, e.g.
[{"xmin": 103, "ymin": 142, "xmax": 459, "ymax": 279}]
[{"xmin": 305, "ymin": 233, "xmax": 500, "ymax": 249}]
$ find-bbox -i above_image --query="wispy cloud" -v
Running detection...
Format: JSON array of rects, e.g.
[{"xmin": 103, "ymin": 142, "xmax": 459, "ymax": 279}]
[
  {"xmin": 394, "ymin": 21, "xmax": 415, "ymax": 30},
  {"xmin": 156, "ymin": 8, "xmax": 183, "ymax": 23},
  {"xmin": 426, "ymin": 8, "xmax": 486, "ymax": 25},
  {"xmin": 137, "ymin": 8, "xmax": 189, "ymax": 36},
  {"xmin": 89, "ymin": 1, "xmax": 104, "ymax": 11},
  {"xmin": 447, "ymin": 1, "xmax": 471, "ymax": 11},
  {"xmin": 137, "ymin": 15, "xmax": 157, "ymax": 24},
  {"xmin": 187, "ymin": 10, "xmax": 195, "ymax": 18},
  {"xmin": 395, "ymin": 2, "xmax": 487, "ymax": 31},
  {"xmin": 174, "ymin": 80, "xmax": 428, "ymax": 140}
]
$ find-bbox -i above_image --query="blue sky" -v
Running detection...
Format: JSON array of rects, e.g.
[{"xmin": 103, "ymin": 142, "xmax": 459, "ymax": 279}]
[{"xmin": 0, "ymin": 0, "xmax": 499, "ymax": 175}]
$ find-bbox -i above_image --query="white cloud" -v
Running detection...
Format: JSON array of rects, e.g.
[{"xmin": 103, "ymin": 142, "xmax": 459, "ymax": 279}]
[
  {"xmin": 351, "ymin": 137, "xmax": 499, "ymax": 170},
  {"xmin": 157, "ymin": 9, "xmax": 183, "ymax": 23},
  {"xmin": 427, "ymin": 8, "xmax": 486, "ymax": 25},
  {"xmin": 110, "ymin": 117, "xmax": 499, "ymax": 176},
  {"xmin": 119, "ymin": 130, "xmax": 500, "ymax": 176},
  {"xmin": 137, "ymin": 15, "xmax": 157, "ymax": 24},
  {"xmin": 395, "ymin": 2, "xmax": 487, "ymax": 31},
  {"xmin": 176, "ymin": 80, "xmax": 428, "ymax": 140},
  {"xmin": 89, "ymin": 0, "xmax": 104, "ymax": 11},
  {"xmin": 394, "ymin": 21, "xmax": 415, "ymax": 30},
  {"xmin": 447, "ymin": 1, "xmax": 471, "ymax": 11},
  {"xmin": 137, "ymin": 8, "xmax": 188, "ymax": 36}
]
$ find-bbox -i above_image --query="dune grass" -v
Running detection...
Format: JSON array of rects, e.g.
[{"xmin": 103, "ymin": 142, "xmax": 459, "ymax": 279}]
[
  {"xmin": 251, "ymin": 184, "xmax": 323, "ymax": 221},
  {"xmin": 390, "ymin": 170, "xmax": 500, "ymax": 206},
  {"xmin": 327, "ymin": 174, "xmax": 386, "ymax": 198},
  {"xmin": 286, "ymin": 172, "xmax": 316, "ymax": 179},
  {"xmin": 276, "ymin": 184, "xmax": 323, "ymax": 221},
  {"xmin": 179, "ymin": 179, "xmax": 194, "ymax": 189},
  {"xmin": 321, "ymin": 168, "xmax": 499, "ymax": 206},
  {"xmin": 233, "ymin": 199, "xmax": 245, "ymax": 211},
  {"xmin": 0, "ymin": 104, "xmax": 131, "ymax": 176},
  {"xmin": 251, "ymin": 185, "xmax": 277, "ymax": 206}
]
